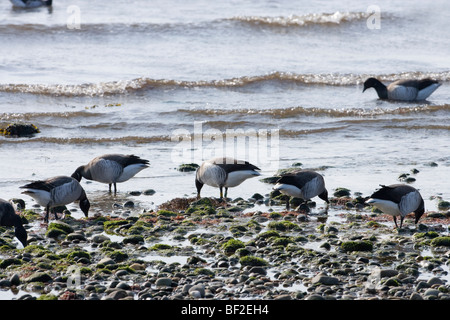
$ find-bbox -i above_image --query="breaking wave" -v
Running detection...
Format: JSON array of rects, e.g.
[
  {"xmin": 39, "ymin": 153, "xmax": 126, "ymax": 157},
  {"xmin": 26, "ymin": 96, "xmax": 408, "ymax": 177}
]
[{"xmin": 1, "ymin": 71, "xmax": 449, "ymax": 96}]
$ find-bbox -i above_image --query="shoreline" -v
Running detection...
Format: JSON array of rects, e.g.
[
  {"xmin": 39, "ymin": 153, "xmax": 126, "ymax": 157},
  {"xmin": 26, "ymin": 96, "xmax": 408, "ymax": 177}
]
[{"xmin": 0, "ymin": 192, "xmax": 449, "ymax": 301}]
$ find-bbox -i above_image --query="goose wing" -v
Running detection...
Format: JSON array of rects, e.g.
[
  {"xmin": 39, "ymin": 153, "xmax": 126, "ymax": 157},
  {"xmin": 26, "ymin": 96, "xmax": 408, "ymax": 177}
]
[{"xmin": 211, "ymin": 157, "xmax": 260, "ymax": 173}]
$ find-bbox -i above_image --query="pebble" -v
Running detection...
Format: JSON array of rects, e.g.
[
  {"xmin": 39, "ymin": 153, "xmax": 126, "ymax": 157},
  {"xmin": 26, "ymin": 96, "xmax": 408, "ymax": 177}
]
[{"xmin": 1, "ymin": 195, "xmax": 449, "ymax": 302}]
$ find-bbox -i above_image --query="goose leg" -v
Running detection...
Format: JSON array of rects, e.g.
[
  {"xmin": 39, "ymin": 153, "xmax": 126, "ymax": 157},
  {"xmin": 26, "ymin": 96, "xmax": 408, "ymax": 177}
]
[
  {"xmin": 393, "ymin": 216, "xmax": 399, "ymax": 229},
  {"xmin": 399, "ymin": 216, "xmax": 405, "ymax": 229},
  {"xmin": 44, "ymin": 205, "xmax": 50, "ymax": 223},
  {"xmin": 219, "ymin": 187, "xmax": 223, "ymax": 199},
  {"xmin": 54, "ymin": 208, "xmax": 58, "ymax": 220},
  {"xmin": 285, "ymin": 195, "xmax": 290, "ymax": 210},
  {"xmin": 114, "ymin": 183, "xmax": 117, "ymax": 195},
  {"xmin": 224, "ymin": 187, "xmax": 228, "ymax": 199},
  {"xmin": 108, "ymin": 183, "xmax": 112, "ymax": 193}
]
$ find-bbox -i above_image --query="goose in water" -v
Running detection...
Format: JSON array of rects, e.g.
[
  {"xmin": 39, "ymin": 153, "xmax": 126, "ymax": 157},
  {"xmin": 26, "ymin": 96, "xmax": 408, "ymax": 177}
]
[
  {"xmin": 363, "ymin": 78, "xmax": 441, "ymax": 101},
  {"xmin": 10, "ymin": 0, "xmax": 52, "ymax": 8},
  {"xmin": 0, "ymin": 199, "xmax": 27, "ymax": 247},
  {"xmin": 366, "ymin": 184, "xmax": 425, "ymax": 229},
  {"xmin": 273, "ymin": 170, "xmax": 329, "ymax": 210},
  {"xmin": 71, "ymin": 154, "xmax": 149, "ymax": 194},
  {"xmin": 195, "ymin": 157, "xmax": 261, "ymax": 199},
  {"xmin": 20, "ymin": 176, "xmax": 90, "ymax": 223}
]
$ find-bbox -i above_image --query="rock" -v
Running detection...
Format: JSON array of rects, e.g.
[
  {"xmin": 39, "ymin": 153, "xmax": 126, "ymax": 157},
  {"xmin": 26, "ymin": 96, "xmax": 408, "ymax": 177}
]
[
  {"xmin": 102, "ymin": 289, "xmax": 128, "ymax": 300},
  {"xmin": 371, "ymin": 268, "xmax": 399, "ymax": 278},
  {"xmin": 306, "ymin": 294, "xmax": 325, "ymax": 300},
  {"xmin": 0, "ymin": 123, "xmax": 39, "ymax": 137},
  {"xmin": 410, "ymin": 292, "xmax": 423, "ymax": 300},
  {"xmin": 10, "ymin": 273, "xmax": 20, "ymax": 286},
  {"xmin": 427, "ymin": 277, "xmax": 444, "ymax": 286},
  {"xmin": 333, "ymin": 187, "xmax": 351, "ymax": 197},
  {"xmin": 123, "ymin": 201, "xmax": 135, "ymax": 208},
  {"xmin": 248, "ymin": 266, "xmax": 267, "ymax": 276},
  {"xmin": 26, "ymin": 272, "xmax": 53, "ymax": 283},
  {"xmin": 116, "ymin": 282, "xmax": 131, "ymax": 290},
  {"xmin": 274, "ymin": 294, "xmax": 292, "ymax": 300},
  {"xmin": 123, "ymin": 235, "xmax": 144, "ymax": 244},
  {"xmin": 188, "ymin": 284, "xmax": 205, "ymax": 298},
  {"xmin": 129, "ymin": 263, "xmax": 145, "ymax": 271},
  {"xmin": 156, "ymin": 278, "xmax": 172, "ymax": 287},
  {"xmin": 0, "ymin": 279, "xmax": 11, "ymax": 287},
  {"xmin": 341, "ymin": 240, "xmax": 373, "ymax": 252},
  {"xmin": 177, "ymin": 163, "xmax": 199, "ymax": 172},
  {"xmin": 311, "ymin": 273, "xmax": 340, "ymax": 285},
  {"xmin": 251, "ymin": 193, "xmax": 264, "ymax": 200},
  {"xmin": 91, "ymin": 234, "xmax": 110, "ymax": 244},
  {"xmin": 424, "ymin": 288, "xmax": 440, "ymax": 297},
  {"xmin": 66, "ymin": 232, "xmax": 87, "ymax": 241},
  {"xmin": 143, "ymin": 189, "xmax": 156, "ymax": 195},
  {"xmin": 97, "ymin": 257, "xmax": 115, "ymax": 266}
]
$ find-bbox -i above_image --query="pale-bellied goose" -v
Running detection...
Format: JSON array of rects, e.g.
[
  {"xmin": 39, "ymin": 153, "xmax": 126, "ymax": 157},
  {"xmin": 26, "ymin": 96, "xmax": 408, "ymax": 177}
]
[
  {"xmin": 0, "ymin": 199, "xmax": 27, "ymax": 247},
  {"xmin": 363, "ymin": 78, "xmax": 441, "ymax": 101},
  {"xmin": 273, "ymin": 170, "xmax": 329, "ymax": 210},
  {"xmin": 71, "ymin": 154, "xmax": 149, "ymax": 194},
  {"xmin": 20, "ymin": 176, "xmax": 90, "ymax": 223},
  {"xmin": 366, "ymin": 184, "xmax": 425, "ymax": 228},
  {"xmin": 10, "ymin": 0, "xmax": 52, "ymax": 8},
  {"xmin": 195, "ymin": 157, "xmax": 261, "ymax": 199}
]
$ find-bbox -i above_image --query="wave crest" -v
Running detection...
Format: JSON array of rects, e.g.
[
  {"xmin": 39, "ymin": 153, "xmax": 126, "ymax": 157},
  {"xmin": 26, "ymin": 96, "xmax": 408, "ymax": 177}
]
[
  {"xmin": 228, "ymin": 11, "xmax": 371, "ymax": 28},
  {"xmin": 1, "ymin": 71, "xmax": 449, "ymax": 96}
]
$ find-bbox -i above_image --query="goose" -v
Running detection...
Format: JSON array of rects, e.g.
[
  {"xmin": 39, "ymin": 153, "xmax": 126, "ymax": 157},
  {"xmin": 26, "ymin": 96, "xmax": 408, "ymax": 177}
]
[
  {"xmin": 10, "ymin": 0, "xmax": 52, "ymax": 8},
  {"xmin": 273, "ymin": 170, "xmax": 329, "ymax": 210},
  {"xmin": 363, "ymin": 77, "xmax": 441, "ymax": 101},
  {"xmin": 71, "ymin": 154, "xmax": 149, "ymax": 194},
  {"xmin": 366, "ymin": 184, "xmax": 425, "ymax": 229},
  {"xmin": 0, "ymin": 199, "xmax": 27, "ymax": 247},
  {"xmin": 20, "ymin": 176, "xmax": 90, "ymax": 223},
  {"xmin": 195, "ymin": 157, "xmax": 261, "ymax": 199}
]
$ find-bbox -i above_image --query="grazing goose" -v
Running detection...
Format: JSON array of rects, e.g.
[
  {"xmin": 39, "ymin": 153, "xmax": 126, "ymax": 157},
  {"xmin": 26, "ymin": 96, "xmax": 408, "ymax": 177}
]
[
  {"xmin": 363, "ymin": 78, "xmax": 441, "ymax": 101},
  {"xmin": 71, "ymin": 154, "xmax": 149, "ymax": 194},
  {"xmin": 20, "ymin": 176, "xmax": 90, "ymax": 223},
  {"xmin": 366, "ymin": 184, "xmax": 425, "ymax": 229},
  {"xmin": 10, "ymin": 0, "xmax": 52, "ymax": 8},
  {"xmin": 273, "ymin": 170, "xmax": 329, "ymax": 210},
  {"xmin": 0, "ymin": 199, "xmax": 27, "ymax": 247},
  {"xmin": 195, "ymin": 157, "xmax": 261, "ymax": 199}
]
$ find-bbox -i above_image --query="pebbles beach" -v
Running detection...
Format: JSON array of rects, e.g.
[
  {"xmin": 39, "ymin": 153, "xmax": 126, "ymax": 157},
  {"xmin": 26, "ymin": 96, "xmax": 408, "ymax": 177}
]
[{"xmin": 1, "ymin": 190, "xmax": 449, "ymax": 301}]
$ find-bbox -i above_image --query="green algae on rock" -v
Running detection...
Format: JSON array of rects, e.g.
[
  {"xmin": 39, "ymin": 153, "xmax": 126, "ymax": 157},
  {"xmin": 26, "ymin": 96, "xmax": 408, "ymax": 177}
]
[
  {"xmin": 239, "ymin": 256, "xmax": 268, "ymax": 267},
  {"xmin": 177, "ymin": 163, "xmax": 199, "ymax": 172},
  {"xmin": 0, "ymin": 123, "xmax": 40, "ymax": 137},
  {"xmin": 221, "ymin": 239, "xmax": 245, "ymax": 256},
  {"xmin": 431, "ymin": 237, "xmax": 450, "ymax": 247},
  {"xmin": 340, "ymin": 240, "xmax": 373, "ymax": 252}
]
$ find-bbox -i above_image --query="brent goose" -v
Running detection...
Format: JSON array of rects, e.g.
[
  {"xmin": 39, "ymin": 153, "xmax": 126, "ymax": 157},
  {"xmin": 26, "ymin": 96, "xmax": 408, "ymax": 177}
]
[
  {"xmin": 273, "ymin": 170, "xmax": 329, "ymax": 210},
  {"xmin": 20, "ymin": 176, "xmax": 90, "ymax": 223},
  {"xmin": 195, "ymin": 157, "xmax": 261, "ymax": 199},
  {"xmin": 366, "ymin": 184, "xmax": 425, "ymax": 228},
  {"xmin": 71, "ymin": 154, "xmax": 149, "ymax": 194},
  {"xmin": 10, "ymin": 0, "xmax": 52, "ymax": 8},
  {"xmin": 0, "ymin": 199, "xmax": 27, "ymax": 247},
  {"xmin": 363, "ymin": 78, "xmax": 441, "ymax": 101}
]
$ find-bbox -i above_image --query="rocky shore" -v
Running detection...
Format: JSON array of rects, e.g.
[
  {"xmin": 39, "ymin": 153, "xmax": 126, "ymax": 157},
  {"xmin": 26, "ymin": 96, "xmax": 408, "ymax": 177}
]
[{"xmin": 0, "ymin": 191, "xmax": 449, "ymax": 301}]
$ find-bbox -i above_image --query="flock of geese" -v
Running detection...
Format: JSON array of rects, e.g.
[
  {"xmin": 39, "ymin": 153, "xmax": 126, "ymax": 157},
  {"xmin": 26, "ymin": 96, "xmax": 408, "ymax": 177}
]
[
  {"xmin": 0, "ymin": 151, "xmax": 427, "ymax": 249},
  {"xmin": 0, "ymin": 67, "xmax": 442, "ymax": 248}
]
